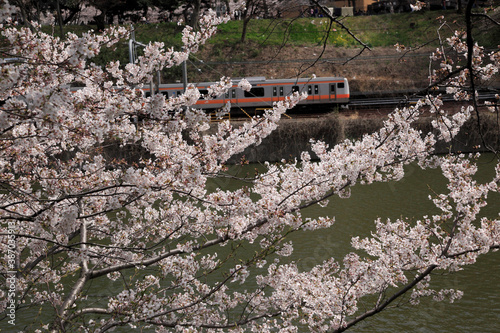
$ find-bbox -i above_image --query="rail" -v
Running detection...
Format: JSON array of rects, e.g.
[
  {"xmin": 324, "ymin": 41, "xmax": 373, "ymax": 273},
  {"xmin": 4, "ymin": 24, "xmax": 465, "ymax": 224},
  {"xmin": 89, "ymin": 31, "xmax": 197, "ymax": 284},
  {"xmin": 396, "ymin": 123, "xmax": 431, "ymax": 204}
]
[{"xmin": 349, "ymin": 92, "xmax": 498, "ymax": 107}]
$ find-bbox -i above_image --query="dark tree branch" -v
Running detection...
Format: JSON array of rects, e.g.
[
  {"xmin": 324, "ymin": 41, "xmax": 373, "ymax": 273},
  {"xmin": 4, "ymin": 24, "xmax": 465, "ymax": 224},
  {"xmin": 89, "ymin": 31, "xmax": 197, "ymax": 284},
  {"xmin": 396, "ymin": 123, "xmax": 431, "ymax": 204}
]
[{"xmin": 335, "ymin": 264, "xmax": 438, "ymax": 333}]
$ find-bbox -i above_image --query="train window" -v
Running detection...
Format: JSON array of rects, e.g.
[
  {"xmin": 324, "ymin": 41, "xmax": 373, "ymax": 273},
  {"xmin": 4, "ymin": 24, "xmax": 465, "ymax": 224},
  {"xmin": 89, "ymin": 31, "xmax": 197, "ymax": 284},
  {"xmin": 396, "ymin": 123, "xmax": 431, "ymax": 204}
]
[
  {"xmin": 279, "ymin": 87, "xmax": 284, "ymax": 96},
  {"xmin": 273, "ymin": 87, "xmax": 277, "ymax": 96},
  {"xmin": 330, "ymin": 85, "xmax": 336, "ymax": 93},
  {"xmin": 177, "ymin": 91, "xmax": 182, "ymax": 96},
  {"xmin": 314, "ymin": 85, "xmax": 319, "ymax": 94},
  {"xmin": 338, "ymin": 82, "xmax": 344, "ymax": 89},
  {"xmin": 292, "ymin": 86, "xmax": 299, "ymax": 93},
  {"xmin": 244, "ymin": 87, "xmax": 265, "ymax": 97},
  {"xmin": 161, "ymin": 91, "xmax": 169, "ymax": 97},
  {"xmin": 199, "ymin": 89, "xmax": 208, "ymax": 99},
  {"xmin": 307, "ymin": 85, "xmax": 312, "ymax": 95},
  {"xmin": 225, "ymin": 90, "xmax": 229, "ymax": 98},
  {"xmin": 231, "ymin": 89, "xmax": 236, "ymax": 98}
]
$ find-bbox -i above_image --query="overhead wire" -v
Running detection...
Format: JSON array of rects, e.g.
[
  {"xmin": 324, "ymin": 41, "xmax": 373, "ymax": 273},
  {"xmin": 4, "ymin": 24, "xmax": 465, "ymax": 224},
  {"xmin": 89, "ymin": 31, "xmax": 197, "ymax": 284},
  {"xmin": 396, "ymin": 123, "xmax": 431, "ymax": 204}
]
[{"xmin": 184, "ymin": 53, "xmax": 282, "ymax": 116}]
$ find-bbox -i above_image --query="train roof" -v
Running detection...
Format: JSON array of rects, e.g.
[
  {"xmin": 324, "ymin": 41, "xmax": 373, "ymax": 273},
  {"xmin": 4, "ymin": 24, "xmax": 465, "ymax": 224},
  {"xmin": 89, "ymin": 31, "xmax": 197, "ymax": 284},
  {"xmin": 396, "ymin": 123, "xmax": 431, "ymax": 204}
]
[
  {"xmin": 161, "ymin": 76, "xmax": 347, "ymax": 89},
  {"xmin": 240, "ymin": 77, "xmax": 348, "ymax": 84}
]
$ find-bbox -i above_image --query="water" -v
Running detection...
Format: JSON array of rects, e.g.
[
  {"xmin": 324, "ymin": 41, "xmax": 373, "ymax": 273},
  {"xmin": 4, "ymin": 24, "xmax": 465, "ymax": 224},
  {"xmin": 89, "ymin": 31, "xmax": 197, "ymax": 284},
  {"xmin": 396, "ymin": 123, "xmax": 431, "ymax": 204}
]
[
  {"xmin": 4, "ymin": 156, "xmax": 500, "ymax": 332},
  {"xmin": 215, "ymin": 155, "xmax": 500, "ymax": 332},
  {"xmin": 285, "ymin": 156, "xmax": 500, "ymax": 332}
]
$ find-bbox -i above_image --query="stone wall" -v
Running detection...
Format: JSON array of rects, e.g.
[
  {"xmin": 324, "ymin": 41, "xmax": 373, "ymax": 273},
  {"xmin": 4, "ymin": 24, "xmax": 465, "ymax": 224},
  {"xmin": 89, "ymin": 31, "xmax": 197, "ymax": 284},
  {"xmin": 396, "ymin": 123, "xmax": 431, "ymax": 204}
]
[{"xmin": 226, "ymin": 112, "xmax": 500, "ymax": 163}]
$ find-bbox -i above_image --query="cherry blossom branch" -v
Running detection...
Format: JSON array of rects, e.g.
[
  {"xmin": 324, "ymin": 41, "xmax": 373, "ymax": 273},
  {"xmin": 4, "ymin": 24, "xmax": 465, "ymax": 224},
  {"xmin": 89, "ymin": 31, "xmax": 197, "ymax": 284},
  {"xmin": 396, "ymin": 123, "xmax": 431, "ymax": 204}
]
[
  {"xmin": 312, "ymin": 0, "xmax": 371, "ymax": 54},
  {"xmin": 337, "ymin": 264, "xmax": 438, "ymax": 333},
  {"xmin": 82, "ymin": 236, "xmax": 285, "ymax": 330},
  {"xmin": 57, "ymin": 220, "xmax": 90, "ymax": 329},
  {"xmin": 447, "ymin": 244, "xmax": 500, "ymax": 258},
  {"xmin": 471, "ymin": 12, "xmax": 500, "ymax": 26},
  {"xmin": 465, "ymin": 0, "xmax": 489, "ymax": 151},
  {"xmin": 149, "ymin": 312, "xmax": 283, "ymax": 330},
  {"xmin": 1, "ymin": 1, "xmax": 498, "ymax": 331}
]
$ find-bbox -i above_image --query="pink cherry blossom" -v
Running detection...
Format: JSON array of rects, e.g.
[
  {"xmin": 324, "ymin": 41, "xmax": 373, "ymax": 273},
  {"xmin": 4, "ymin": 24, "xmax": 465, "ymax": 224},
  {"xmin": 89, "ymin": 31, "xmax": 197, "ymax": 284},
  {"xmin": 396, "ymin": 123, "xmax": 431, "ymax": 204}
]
[{"xmin": 0, "ymin": 1, "xmax": 498, "ymax": 332}]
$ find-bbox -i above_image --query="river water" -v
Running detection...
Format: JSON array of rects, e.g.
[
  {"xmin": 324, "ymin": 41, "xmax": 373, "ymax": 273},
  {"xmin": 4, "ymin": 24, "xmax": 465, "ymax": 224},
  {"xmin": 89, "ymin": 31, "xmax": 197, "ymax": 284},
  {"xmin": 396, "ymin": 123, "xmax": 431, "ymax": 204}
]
[
  {"xmin": 5, "ymin": 155, "xmax": 500, "ymax": 332},
  {"xmin": 283, "ymin": 154, "xmax": 500, "ymax": 332}
]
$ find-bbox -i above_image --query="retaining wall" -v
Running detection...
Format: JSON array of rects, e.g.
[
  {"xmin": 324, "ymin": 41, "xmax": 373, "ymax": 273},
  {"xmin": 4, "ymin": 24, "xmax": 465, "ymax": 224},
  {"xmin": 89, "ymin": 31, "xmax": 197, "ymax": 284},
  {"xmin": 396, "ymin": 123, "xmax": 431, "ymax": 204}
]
[{"xmin": 224, "ymin": 112, "xmax": 500, "ymax": 163}]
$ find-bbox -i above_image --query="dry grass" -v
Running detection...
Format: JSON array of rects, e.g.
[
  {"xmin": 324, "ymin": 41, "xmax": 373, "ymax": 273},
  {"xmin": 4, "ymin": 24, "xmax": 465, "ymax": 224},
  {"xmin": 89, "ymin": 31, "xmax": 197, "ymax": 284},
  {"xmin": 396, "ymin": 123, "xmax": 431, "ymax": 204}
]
[{"xmin": 190, "ymin": 44, "xmax": 432, "ymax": 93}]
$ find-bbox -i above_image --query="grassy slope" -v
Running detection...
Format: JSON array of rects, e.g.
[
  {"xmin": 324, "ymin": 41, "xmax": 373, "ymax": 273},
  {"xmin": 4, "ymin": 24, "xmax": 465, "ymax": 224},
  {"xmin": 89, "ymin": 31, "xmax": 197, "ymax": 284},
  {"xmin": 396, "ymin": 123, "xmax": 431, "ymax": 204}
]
[{"xmin": 50, "ymin": 8, "xmax": 499, "ymax": 92}]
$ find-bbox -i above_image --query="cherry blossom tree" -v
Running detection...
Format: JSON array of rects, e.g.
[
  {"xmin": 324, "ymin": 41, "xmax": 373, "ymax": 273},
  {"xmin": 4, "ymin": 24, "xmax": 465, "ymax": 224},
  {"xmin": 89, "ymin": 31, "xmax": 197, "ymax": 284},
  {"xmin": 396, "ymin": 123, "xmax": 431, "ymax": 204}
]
[
  {"xmin": 0, "ymin": 0, "xmax": 499, "ymax": 332},
  {"xmin": 233, "ymin": 0, "xmax": 288, "ymax": 42}
]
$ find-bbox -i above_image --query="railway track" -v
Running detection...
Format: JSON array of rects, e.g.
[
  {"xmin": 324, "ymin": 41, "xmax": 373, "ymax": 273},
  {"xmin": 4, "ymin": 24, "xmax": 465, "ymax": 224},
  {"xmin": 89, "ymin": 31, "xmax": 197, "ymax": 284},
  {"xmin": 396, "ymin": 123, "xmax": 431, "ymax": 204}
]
[
  {"xmin": 223, "ymin": 90, "xmax": 498, "ymax": 120},
  {"xmin": 349, "ymin": 91, "xmax": 498, "ymax": 108}
]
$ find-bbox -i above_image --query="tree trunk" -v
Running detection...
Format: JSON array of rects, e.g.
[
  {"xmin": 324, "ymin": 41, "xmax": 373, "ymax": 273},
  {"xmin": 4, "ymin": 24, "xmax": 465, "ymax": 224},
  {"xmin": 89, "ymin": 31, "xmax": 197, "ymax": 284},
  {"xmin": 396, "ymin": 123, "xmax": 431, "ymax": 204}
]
[
  {"xmin": 223, "ymin": 0, "xmax": 230, "ymax": 14},
  {"xmin": 56, "ymin": 0, "xmax": 64, "ymax": 38},
  {"xmin": 240, "ymin": 1, "xmax": 253, "ymax": 43},
  {"xmin": 189, "ymin": 0, "xmax": 202, "ymax": 30},
  {"xmin": 11, "ymin": 0, "xmax": 30, "ymax": 26},
  {"xmin": 62, "ymin": 8, "xmax": 81, "ymax": 25},
  {"xmin": 95, "ymin": 10, "xmax": 106, "ymax": 31},
  {"xmin": 241, "ymin": 17, "xmax": 251, "ymax": 43}
]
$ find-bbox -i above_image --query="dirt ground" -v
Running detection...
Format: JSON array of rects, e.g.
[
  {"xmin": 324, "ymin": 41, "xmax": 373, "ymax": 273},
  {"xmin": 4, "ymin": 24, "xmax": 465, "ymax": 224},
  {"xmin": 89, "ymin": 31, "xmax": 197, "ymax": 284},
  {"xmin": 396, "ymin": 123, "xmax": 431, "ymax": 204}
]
[{"xmin": 193, "ymin": 44, "xmax": 434, "ymax": 93}]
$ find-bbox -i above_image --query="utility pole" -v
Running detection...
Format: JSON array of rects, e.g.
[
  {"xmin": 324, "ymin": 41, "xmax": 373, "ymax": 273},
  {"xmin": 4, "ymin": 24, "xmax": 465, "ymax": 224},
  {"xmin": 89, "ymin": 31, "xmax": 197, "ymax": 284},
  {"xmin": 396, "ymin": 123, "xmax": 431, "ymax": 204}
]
[
  {"xmin": 129, "ymin": 26, "xmax": 189, "ymax": 95},
  {"xmin": 182, "ymin": 56, "xmax": 188, "ymax": 93},
  {"xmin": 128, "ymin": 26, "xmax": 155, "ymax": 96}
]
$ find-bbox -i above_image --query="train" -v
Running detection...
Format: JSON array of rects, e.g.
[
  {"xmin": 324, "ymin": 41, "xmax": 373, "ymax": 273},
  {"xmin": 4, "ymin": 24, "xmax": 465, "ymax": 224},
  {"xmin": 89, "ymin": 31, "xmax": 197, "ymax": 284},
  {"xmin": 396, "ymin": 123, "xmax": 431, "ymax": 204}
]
[{"xmin": 144, "ymin": 76, "xmax": 350, "ymax": 113}]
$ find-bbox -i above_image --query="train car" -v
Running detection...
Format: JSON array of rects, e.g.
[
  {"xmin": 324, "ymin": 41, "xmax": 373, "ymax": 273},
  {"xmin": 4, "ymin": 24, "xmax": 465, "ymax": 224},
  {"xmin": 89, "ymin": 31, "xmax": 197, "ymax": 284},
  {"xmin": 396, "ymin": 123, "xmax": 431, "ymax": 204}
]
[{"xmin": 148, "ymin": 76, "xmax": 350, "ymax": 112}]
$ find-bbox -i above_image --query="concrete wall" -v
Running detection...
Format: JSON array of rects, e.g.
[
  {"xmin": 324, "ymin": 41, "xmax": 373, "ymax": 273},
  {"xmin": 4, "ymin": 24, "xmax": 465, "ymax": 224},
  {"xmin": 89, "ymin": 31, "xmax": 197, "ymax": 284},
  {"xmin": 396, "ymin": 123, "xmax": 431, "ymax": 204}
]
[{"xmin": 104, "ymin": 113, "xmax": 499, "ymax": 165}]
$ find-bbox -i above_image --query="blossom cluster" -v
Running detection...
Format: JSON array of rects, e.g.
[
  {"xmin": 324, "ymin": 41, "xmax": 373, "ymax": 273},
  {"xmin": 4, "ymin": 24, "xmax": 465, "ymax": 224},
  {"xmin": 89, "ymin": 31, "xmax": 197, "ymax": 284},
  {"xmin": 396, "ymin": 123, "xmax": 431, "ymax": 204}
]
[{"xmin": 0, "ymin": 1, "xmax": 499, "ymax": 332}]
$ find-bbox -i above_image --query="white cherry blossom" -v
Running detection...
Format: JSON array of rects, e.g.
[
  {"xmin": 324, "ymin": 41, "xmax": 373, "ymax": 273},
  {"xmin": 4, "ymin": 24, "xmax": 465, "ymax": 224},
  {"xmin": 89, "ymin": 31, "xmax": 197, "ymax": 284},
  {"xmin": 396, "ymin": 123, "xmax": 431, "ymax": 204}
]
[{"xmin": 0, "ymin": 1, "xmax": 498, "ymax": 332}]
